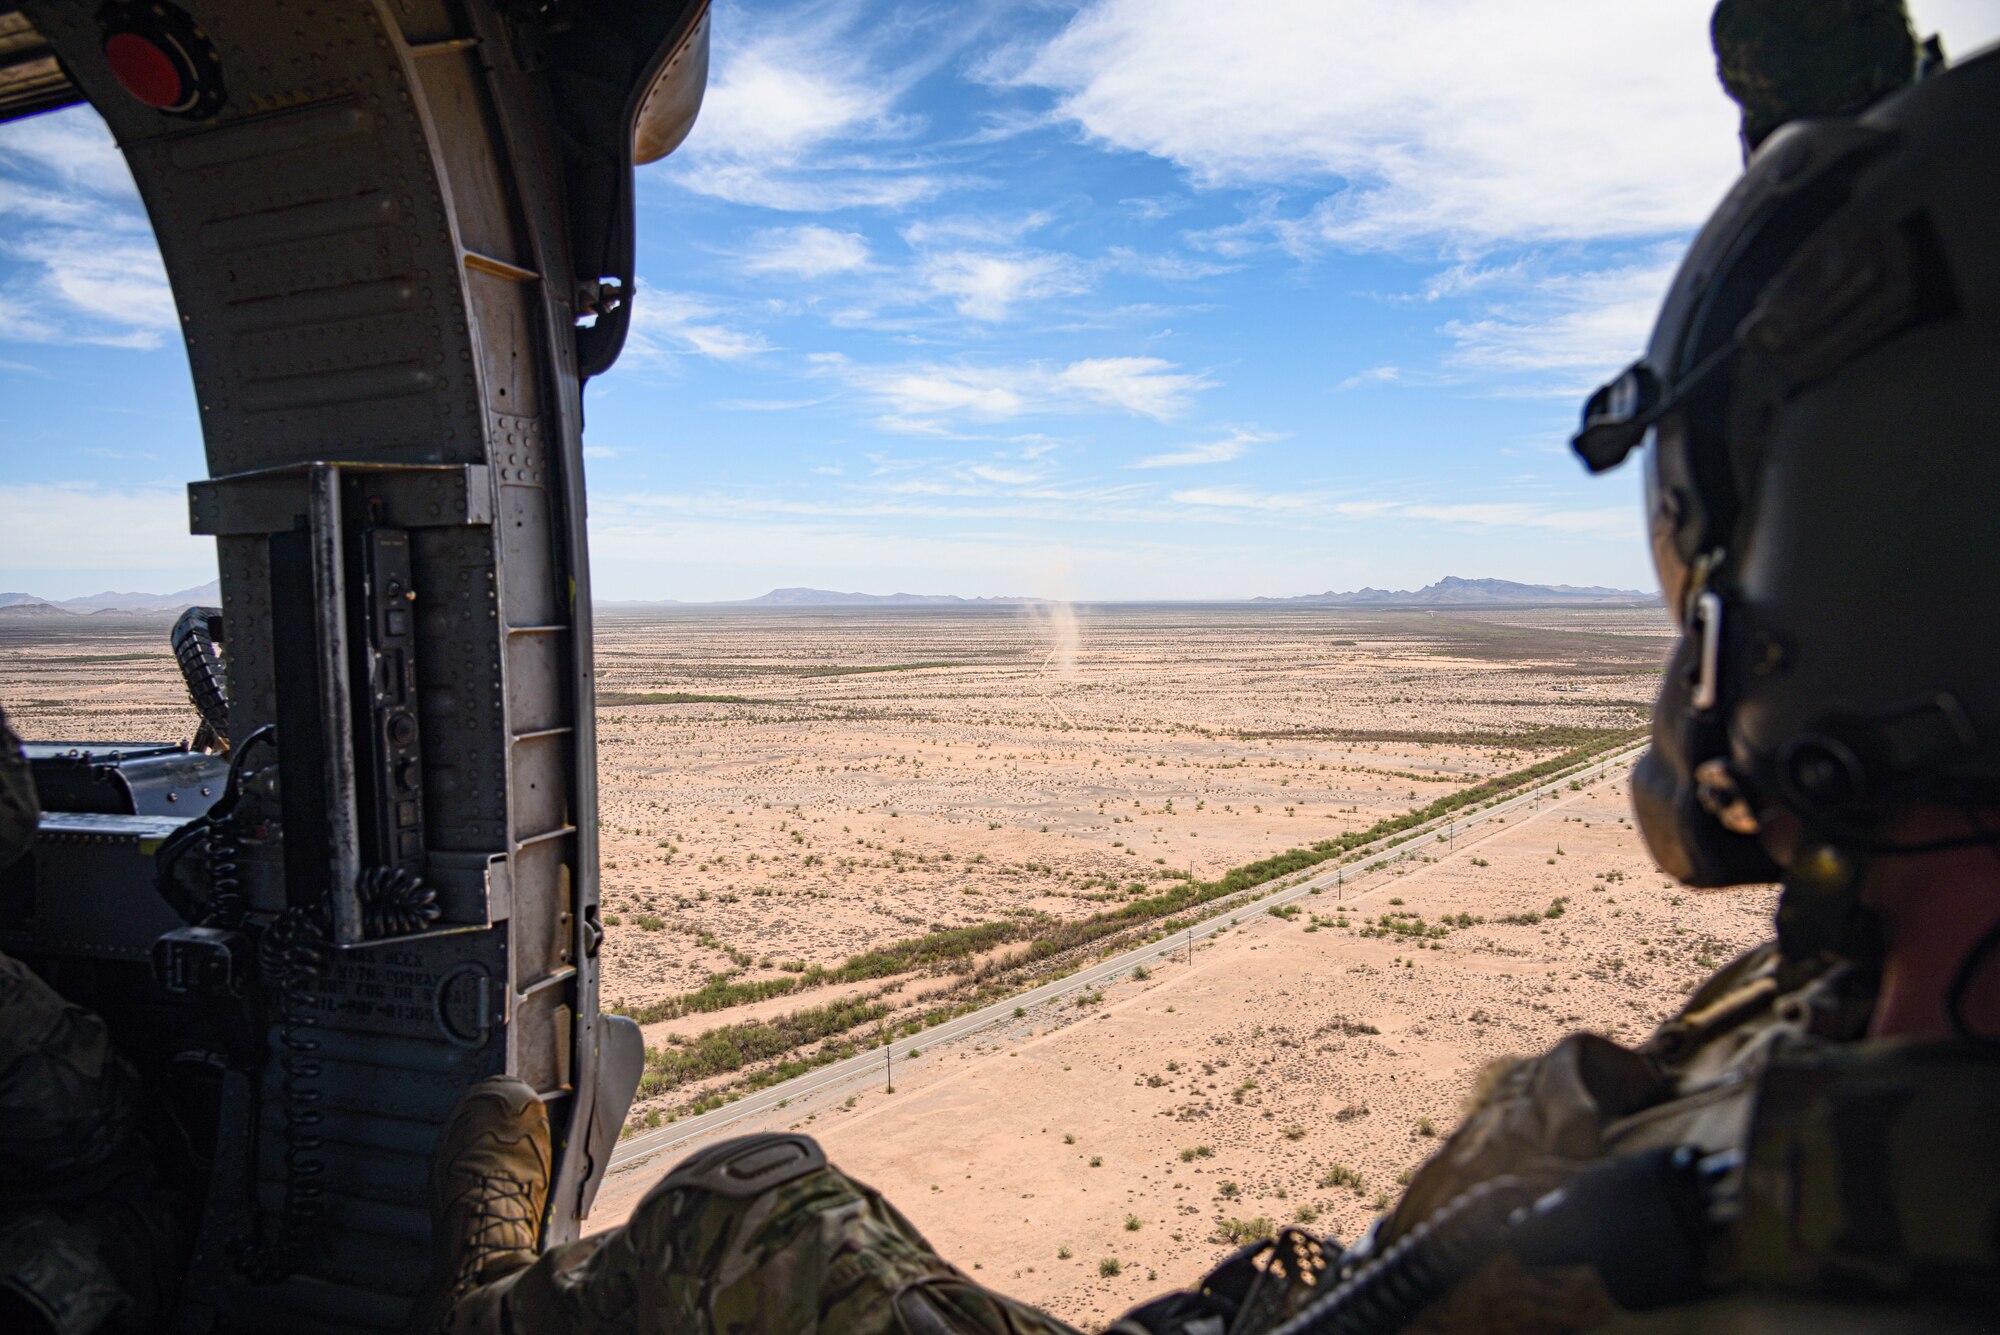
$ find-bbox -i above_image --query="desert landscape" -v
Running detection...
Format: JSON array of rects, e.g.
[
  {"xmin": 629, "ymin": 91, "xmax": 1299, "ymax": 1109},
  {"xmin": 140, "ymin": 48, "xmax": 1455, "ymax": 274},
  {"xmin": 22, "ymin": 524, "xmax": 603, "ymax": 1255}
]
[{"xmin": 0, "ymin": 600, "xmax": 1782, "ymax": 1325}]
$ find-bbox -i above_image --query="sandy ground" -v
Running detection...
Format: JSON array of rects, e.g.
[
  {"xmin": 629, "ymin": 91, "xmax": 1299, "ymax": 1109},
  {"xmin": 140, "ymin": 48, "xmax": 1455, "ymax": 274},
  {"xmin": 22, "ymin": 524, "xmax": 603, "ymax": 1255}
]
[
  {"xmin": 1, "ymin": 605, "xmax": 1673, "ymax": 1017},
  {"xmin": 587, "ymin": 604, "xmax": 1668, "ymax": 1008},
  {"xmin": 594, "ymin": 771, "xmax": 1776, "ymax": 1329},
  {"xmin": 0, "ymin": 603, "xmax": 1773, "ymax": 1329}
]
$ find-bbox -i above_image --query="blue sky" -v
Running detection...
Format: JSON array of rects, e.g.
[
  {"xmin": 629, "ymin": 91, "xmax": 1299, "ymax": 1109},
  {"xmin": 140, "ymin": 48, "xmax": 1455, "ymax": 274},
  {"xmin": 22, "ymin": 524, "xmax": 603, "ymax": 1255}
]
[{"xmin": 4, "ymin": 0, "xmax": 1996, "ymax": 601}]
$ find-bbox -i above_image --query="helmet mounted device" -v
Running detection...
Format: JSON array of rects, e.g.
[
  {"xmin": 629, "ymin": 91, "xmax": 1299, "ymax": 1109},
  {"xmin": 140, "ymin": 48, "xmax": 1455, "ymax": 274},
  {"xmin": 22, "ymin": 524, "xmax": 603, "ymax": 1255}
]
[{"xmin": 1570, "ymin": 43, "xmax": 2000, "ymax": 970}]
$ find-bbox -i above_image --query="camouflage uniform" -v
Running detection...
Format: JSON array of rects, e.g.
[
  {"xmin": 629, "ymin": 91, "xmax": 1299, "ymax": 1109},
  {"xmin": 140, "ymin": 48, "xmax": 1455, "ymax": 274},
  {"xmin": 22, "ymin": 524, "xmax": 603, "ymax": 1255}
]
[
  {"xmin": 428, "ymin": 932, "xmax": 2000, "ymax": 1335},
  {"xmin": 1386, "ymin": 943, "xmax": 2000, "ymax": 1333},
  {"xmin": 449, "ymin": 1133, "xmax": 1081, "ymax": 1335},
  {"xmin": 0, "ymin": 709, "xmax": 180, "ymax": 1335}
]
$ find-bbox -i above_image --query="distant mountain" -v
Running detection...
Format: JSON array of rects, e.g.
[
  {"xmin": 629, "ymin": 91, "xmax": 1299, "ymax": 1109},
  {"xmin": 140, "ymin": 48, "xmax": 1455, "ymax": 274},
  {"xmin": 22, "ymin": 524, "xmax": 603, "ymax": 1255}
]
[
  {"xmin": 7, "ymin": 577, "xmax": 1648, "ymax": 615},
  {"xmin": 1259, "ymin": 576, "xmax": 1653, "ymax": 607},
  {"xmin": 59, "ymin": 581, "xmax": 219, "ymax": 612},
  {"xmin": 0, "ymin": 581, "xmax": 219, "ymax": 615}
]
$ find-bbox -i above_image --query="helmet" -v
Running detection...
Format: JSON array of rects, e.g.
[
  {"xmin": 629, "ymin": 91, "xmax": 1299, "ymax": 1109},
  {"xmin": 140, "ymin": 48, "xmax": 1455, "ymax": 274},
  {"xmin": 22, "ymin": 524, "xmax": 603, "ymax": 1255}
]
[{"xmin": 1571, "ymin": 45, "xmax": 2000, "ymax": 944}]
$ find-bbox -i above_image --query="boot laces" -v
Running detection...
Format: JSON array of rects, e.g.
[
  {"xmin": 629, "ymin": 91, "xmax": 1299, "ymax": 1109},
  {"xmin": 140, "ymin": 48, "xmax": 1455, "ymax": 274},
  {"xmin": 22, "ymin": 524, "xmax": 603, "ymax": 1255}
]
[{"xmin": 451, "ymin": 1174, "xmax": 541, "ymax": 1288}]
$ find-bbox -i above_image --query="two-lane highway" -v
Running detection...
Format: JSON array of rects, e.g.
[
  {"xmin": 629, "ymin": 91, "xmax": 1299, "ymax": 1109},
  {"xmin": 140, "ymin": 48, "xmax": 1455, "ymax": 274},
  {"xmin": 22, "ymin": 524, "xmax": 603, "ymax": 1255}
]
[{"xmin": 609, "ymin": 743, "xmax": 1644, "ymax": 1171}]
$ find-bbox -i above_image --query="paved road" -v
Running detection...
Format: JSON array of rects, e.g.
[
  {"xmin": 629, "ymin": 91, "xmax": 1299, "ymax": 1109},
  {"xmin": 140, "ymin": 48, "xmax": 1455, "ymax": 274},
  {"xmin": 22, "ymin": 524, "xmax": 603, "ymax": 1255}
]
[{"xmin": 610, "ymin": 744, "xmax": 1645, "ymax": 1171}]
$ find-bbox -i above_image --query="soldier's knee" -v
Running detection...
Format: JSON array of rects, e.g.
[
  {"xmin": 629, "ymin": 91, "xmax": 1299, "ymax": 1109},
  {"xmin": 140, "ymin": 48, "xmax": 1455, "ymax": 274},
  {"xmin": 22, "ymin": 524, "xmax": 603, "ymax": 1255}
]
[
  {"xmin": 661, "ymin": 1133, "xmax": 828, "ymax": 1200},
  {"xmin": 628, "ymin": 1133, "xmax": 834, "ymax": 1245}
]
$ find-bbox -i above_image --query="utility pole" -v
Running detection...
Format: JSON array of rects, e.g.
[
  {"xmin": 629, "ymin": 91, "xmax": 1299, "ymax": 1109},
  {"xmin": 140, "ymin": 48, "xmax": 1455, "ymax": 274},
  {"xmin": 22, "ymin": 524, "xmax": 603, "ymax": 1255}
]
[
  {"xmin": 1186, "ymin": 927, "xmax": 1193, "ymax": 965},
  {"xmin": 885, "ymin": 1039, "xmax": 893, "ymax": 1093}
]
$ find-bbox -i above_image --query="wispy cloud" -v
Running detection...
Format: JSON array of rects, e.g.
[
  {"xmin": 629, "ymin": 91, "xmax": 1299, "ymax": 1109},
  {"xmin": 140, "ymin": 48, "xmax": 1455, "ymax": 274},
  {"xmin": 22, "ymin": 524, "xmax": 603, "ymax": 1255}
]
[
  {"xmin": 1440, "ymin": 249, "xmax": 1679, "ymax": 391},
  {"xmin": 1050, "ymin": 357, "xmax": 1210, "ymax": 418},
  {"xmin": 1334, "ymin": 364, "xmax": 1402, "ymax": 392},
  {"xmin": 625, "ymin": 288, "xmax": 774, "ymax": 363},
  {"xmin": 1131, "ymin": 428, "xmax": 1270, "ymax": 468},
  {"xmin": 1104, "ymin": 246, "xmax": 1235, "ymax": 281},
  {"xmin": 0, "ymin": 107, "xmax": 176, "ymax": 348},
  {"xmin": 659, "ymin": 3, "xmax": 979, "ymax": 211},
  {"xmin": 1007, "ymin": 0, "xmax": 1740, "ymax": 254},
  {"xmin": 739, "ymin": 224, "xmax": 872, "ymax": 278},
  {"xmin": 917, "ymin": 249, "xmax": 1087, "ymax": 321},
  {"xmin": 832, "ymin": 353, "xmax": 1212, "ymax": 430},
  {"xmin": 1170, "ymin": 486, "xmax": 1321, "ymax": 512}
]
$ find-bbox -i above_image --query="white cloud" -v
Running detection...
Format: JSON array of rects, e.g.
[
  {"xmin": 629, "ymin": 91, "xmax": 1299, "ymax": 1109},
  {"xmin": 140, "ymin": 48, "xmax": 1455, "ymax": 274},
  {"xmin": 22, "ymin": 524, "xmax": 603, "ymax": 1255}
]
[
  {"xmin": 1441, "ymin": 250, "xmax": 1679, "ymax": 389},
  {"xmin": 1170, "ymin": 486, "xmax": 1320, "ymax": 512},
  {"xmin": 660, "ymin": 5, "xmax": 965, "ymax": 211},
  {"xmin": 918, "ymin": 249, "xmax": 1086, "ymax": 321},
  {"xmin": 0, "ymin": 109, "xmax": 141, "ymax": 197},
  {"xmin": 1010, "ymin": 0, "xmax": 1741, "ymax": 253},
  {"xmin": 6, "ymin": 232, "xmax": 177, "ymax": 346},
  {"xmin": 899, "ymin": 212, "xmax": 1057, "ymax": 248},
  {"xmin": 1051, "ymin": 357, "xmax": 1209, "ymax": 418},
  {"xmin": 865, "ymin": 366, "xmax": 1026, "ymax": 420},
  {"xmin": 833, "ymin": 353, "xmax": 1211, "ymax": 431},
  {"xmin": 1104, "ymin": 246, "xmax": 1234, "ymax": 281},
  {"xmin": 0, "ymin": 106, "xmax": 177, "ymax": 348},
  {"xmin": 964, "ymin": 463, "xmax": 1046, "ymax": 485},
  {"xmin": 740, "ymin": 225, "xmax": 872, "ymax": 278},
  {"xmin": 1132, "ymin": 428, "xmax": 1269, "ymax": 468},
  {"xmin": 624, "ymin": 289, "xmax": 773, "ymax": 362},
  {"xmin": 583, "ymin": 444, "xmax": 618, "ymax": 459},
  {"xmin": 1334, "ymin": 364, "xmax": 1402, "ymax": 391}
]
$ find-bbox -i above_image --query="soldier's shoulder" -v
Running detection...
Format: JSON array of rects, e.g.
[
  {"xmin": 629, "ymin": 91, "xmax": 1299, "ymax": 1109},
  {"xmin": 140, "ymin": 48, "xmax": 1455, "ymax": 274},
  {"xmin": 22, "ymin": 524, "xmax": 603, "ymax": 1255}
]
[{"xmin": 1639, "ymin": 939, "xmax": 1832, "ymax": 1070}]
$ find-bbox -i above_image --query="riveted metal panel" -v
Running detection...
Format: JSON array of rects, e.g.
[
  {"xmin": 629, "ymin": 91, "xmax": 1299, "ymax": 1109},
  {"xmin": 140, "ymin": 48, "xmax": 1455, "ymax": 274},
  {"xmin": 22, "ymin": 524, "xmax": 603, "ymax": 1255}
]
[
  {"xmin": 498, "ymin": 482, "xmax": 560, "ymax": 627},
  {"xmin": 411, "ymin": 49, "xmax": 523, "ymax": 267},
  {"xmin": 19, "ymin": 0, "xmax": 618, "ymax": 1313},
  {"xmin": 508, "ymin": 836, "xmax": 574, "ymax": 983},
  {"xmin": 508, "ymin": 729, "xmax": 569, "ymax": 839},
  {"xmin": 505, "ymin": 628, "xmax": 570, "ymax": 736},
  {"xmin": 411, "ymin": 524, "xmax": 507, "ymax": 852}
]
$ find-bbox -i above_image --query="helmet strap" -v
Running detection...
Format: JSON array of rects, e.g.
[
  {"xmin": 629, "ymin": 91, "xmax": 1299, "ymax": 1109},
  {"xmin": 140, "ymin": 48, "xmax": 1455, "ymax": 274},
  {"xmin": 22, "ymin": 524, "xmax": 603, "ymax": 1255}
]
[{"xmin": 1777, "ymin": 842, "xmax": 1884, "ymax": 966}]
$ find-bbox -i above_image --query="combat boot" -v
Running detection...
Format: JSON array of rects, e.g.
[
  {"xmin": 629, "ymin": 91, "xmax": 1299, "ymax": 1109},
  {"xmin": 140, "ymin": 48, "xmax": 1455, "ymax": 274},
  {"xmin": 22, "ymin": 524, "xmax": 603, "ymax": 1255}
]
[{"xmin": 406, "ymin": 1076, "xmax": 551, "ymax": 1335}]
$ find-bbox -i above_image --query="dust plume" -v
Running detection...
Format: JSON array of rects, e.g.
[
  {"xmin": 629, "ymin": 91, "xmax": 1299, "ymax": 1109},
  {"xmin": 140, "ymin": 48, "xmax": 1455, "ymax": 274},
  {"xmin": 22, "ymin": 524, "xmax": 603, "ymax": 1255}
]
[
  {"xmin": 1031, "ymin": 598, "xmax": 1080, "ymax": 683},
  {"xmin": 1022, "ymin": 561, "xmax": 1081, "ymax": 685}
]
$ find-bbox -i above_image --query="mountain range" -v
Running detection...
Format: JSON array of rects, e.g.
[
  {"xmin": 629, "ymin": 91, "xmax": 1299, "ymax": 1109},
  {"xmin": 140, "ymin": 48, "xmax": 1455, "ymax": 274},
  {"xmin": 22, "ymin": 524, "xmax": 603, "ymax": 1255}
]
[
  {"xmin": 601, "ymin": 587, "xmax": 1040, "ymax": 609},
  {"xmin": 1252, "ymin": 576, "xmax": 1652, "ymax": 606},
  {"xmin": 0, "ymin": 581, "xmax": 221, "ymax": 617},
  {"xmin": 2, "ymin": 576, "xmax": 1652, "ymax": 615},
  {"xmin": 604, "ymin": 577, "xmax": 1653, "ymax": 608}
]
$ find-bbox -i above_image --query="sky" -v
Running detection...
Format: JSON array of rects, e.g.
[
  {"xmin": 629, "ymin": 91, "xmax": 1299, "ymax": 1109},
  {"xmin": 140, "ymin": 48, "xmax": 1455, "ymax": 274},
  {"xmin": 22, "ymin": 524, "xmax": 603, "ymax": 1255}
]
[{"xmin": 3, "ymin": 1, "xmax": 1995, "ymax": 602}]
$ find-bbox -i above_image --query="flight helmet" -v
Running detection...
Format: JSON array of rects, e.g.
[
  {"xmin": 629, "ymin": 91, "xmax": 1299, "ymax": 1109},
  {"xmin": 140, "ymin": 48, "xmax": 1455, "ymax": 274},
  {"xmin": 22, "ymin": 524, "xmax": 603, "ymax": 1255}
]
[{"xmin": 1571, "ymin": 43, "xmax": 2000, "ymax": 959}]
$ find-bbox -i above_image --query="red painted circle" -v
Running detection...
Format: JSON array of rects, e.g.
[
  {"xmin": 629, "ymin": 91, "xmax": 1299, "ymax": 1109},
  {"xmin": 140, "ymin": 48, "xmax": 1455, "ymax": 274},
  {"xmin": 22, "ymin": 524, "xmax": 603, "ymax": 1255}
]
[{"xmin": 104, "ymin": 32, "xmax": 186, "ymax": 110}]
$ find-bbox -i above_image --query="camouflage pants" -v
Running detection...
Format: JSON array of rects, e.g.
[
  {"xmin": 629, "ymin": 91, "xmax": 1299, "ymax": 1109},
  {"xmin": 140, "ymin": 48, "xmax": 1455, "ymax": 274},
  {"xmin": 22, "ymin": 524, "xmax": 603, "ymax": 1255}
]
[
  {"xmin": 0, "ymin": 950, "xmax": 179, "ymax": 1335},
  {"xmin": 459, "ymin": 1135, "xmax": 1082, "ymax": 1335}
]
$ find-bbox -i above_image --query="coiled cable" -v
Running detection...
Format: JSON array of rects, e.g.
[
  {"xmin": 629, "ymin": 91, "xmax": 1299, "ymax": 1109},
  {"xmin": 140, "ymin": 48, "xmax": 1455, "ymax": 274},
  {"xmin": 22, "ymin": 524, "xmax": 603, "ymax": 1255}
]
[
  {"xmin": 153, "ymin": 725, "xmax": 275, "ymax": 926},
  {"xmin": 357, "ymin": 865, "xmax": 440, "ymax": 938},
  {"xmin": 236, "ymin": 904, "xmax": 330, "ymax": 1282},
  {"xmin": 171, "ymin": 605, "xmax": 230, "ymax": 751}
]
